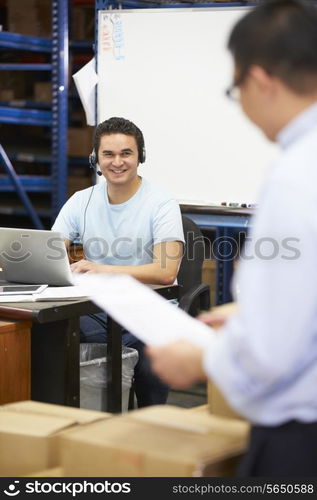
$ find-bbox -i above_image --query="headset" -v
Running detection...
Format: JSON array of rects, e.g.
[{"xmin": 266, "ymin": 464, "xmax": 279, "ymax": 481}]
[
  {"xmin": 89, "ymin": 143, "xmax": 146, "ymax": 176},
  {"xmin": 88, "ymin": 150, "xmax": 102, "ymax": 176}
]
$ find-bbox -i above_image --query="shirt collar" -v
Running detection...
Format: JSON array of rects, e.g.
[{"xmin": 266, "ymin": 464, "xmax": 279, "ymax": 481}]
[{"xmin": 277, "ymin": 101, "xmax": 317, "ymax": 150}]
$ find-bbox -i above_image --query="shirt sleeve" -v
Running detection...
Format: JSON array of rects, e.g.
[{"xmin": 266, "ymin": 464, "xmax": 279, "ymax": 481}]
[
  {"xmin": 51, "ymin": 192, "xmax": 81, "ymax": 241},
  {"xmin": 202, "ymin": 180, "xmax": 317, "ymax": 423},
  {"xmin": 152, "ymin": 199, "xmax": 185, "ymax": 245}
]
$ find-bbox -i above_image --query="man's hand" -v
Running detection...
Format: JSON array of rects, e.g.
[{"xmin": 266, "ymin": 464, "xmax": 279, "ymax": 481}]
[
  {"xmin": 198, "ymin": 303, "xmax": 238, "ymax": 329},
  {"xmin": 197, "ymin": 311, "xmax": 228, "ymax": 329},
  {"xmin": 146, "ymin": 340, "xmax": 206, "ymax": 388},
  {"xmin": 70, "ymin": 259, "xmax": 105, "ymax": 274}
]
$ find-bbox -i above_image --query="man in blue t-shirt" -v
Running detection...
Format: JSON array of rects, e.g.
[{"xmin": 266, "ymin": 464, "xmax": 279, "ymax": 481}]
[{"xmin": 52, "ymin": 117, "xmax": 184, "ymax": 407}]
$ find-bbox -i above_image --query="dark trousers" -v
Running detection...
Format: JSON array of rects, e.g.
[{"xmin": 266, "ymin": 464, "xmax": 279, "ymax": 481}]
[
  {"xmin": 80, "ymin": 312, "xmax": 169, "ymax": 408},
  {"xmin": 237, "ymin": 420, "xmax": 317, "ymax": 477}
]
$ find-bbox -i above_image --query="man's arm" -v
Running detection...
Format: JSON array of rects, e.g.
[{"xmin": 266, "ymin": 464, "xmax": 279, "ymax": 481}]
[
  {"xmin": 146, "ymin": 341, "xmax": 206, "ymax": 388},
  {"xmin": 70, "ymin": 240, "xmax": 184, "ymax": 285},
  {"xmin": 146, "ymin": 303, "xmax": 232, "ymax": 388},
  {"xmin": 147, "ymin": 183, "xmax": 317, "ymax": 422},
  {"xmin": 64, "ymin": 238, "xmax": 72, "ymax": 249}
]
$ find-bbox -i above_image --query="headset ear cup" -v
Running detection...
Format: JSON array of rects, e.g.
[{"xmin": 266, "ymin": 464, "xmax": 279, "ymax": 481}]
[
  {"xmin": 142, "ymin": 147, "xmax": 146, "ymax": 164},
  {"xmin": 89, "ymin": 151, "xmax": 97, "ymax": 169}
]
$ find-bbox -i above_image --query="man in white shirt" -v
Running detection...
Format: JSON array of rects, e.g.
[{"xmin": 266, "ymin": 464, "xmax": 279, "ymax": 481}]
[
  {"xmin": 53, "ymin": 117, "xmax": 184, "ymax": 407},
  {"xmin": 147, "ymin": 0, "xmax": 317, "ymax": 475}
]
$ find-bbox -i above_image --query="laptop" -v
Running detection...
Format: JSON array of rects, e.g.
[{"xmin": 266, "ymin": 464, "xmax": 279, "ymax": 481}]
[{"xmin": 0, "ymin": 228, "xmax": 74, "ymax": 286}]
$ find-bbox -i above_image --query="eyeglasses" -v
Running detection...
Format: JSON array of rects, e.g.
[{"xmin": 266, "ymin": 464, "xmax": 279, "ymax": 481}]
[
  {"xmin": 225, "ymin": 83, "xmax": 241, "ymax": 102},
  {"xmin": 225, "ymin": 68, "xmax": 248, "ymax": 102}
]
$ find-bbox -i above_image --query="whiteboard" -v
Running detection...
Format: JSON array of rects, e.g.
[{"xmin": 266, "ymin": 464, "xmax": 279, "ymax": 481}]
[{"xmin": 97, "ymin": 8, "xmax": 278, "ymax": 205}]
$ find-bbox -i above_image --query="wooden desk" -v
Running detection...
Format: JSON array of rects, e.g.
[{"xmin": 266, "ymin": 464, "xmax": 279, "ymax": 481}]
[
  {"xmin": 0, "ymin": 319, "xmax": 32, "ymax": 404},
  {"xmin": 0, "ymin": 284, "xmax": 178, "ymax": 413},
  {"xmin": 0, "ymin": 298, "xmax": 100, "ymax": 408}
]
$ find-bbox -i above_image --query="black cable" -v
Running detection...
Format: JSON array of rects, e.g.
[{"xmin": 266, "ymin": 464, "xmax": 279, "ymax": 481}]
[{"xmin": 81, "ymin": 184, "xmax": 95, "ymax": 259}]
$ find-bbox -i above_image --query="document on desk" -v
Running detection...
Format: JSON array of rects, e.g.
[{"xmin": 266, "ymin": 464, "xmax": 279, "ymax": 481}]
[
  {"xmin": 0, "ymin": 286, "xmax": 88, "ymax": 303},
  {"xmin": 74, "ymin": 274, "xmax": 215, "ymax": 347}
]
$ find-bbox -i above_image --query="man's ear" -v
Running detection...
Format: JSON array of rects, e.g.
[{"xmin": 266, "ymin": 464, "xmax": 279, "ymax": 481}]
[{"xmin": 248, "ymin": 65, "xmax": 277, "ymax": 96}]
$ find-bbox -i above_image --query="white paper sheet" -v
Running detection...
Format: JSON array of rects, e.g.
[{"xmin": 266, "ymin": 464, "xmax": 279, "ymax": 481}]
[
  {"xmin": 72, "ymin": 57, "xmax": 99, "ymax": 126},
  {"xmin": 0, "ymin": 286, "xmax": 88, "ymax": 303},
  {"xmin": 75, "ymin": 274, "xmax": 215, "ymax": 348}
]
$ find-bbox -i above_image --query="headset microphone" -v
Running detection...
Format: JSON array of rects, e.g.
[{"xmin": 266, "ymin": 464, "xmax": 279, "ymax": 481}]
[{"xmin": 89, "ymin": 150, "xmax": 102, "ymax": 176}]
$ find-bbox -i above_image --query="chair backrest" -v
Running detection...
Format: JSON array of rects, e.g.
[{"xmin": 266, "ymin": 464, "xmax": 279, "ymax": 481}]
[{"xmin": 178, "ymin": 215, "xmax": 205, "ymax": 297}]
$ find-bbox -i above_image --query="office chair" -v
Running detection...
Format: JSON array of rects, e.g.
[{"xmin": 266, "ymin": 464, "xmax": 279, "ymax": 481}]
[
  {"xmin": 128, "ymin": 216, "xmax": 211, "ymax": 410},
  {"xmin": 159, "ymin": 215, "xmax": 211, "ymax": 407},
  {"xmin": 178, "ymin": 215, "xmax": 211, "ymax": 317}
]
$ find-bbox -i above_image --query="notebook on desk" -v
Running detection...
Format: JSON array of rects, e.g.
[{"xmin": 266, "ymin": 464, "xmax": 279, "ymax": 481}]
[{"xmin": 0, "ymin": 227, "xmax": 74, "ymax": 286}]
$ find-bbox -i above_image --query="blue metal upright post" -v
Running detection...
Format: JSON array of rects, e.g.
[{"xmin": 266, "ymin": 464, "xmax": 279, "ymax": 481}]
[{"xmin": 51, "ymin": 0, "xmax": 69, "ymax": 222}]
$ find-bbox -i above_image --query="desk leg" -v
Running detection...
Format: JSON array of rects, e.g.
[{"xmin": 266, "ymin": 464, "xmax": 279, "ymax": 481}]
[
  {"xmin": 31, "ymin": 317, "xmax": 80, "ymax": 407},
  {"xmin": 106, "ymin": 317, "xmax": 122, "ymax": 413}
]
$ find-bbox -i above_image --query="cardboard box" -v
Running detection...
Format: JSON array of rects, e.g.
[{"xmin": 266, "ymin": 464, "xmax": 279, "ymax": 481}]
[
  {"xmin": 202, "ymin": 259, "xmax": 216, "ymax": 306},
  {"xmin": 71, "ymin": 7, "xmax": 95, "ymax": 41},
  {"xmin": 24, "ymin": 466, "xmax": 63, "ymax": 477},
  {"xmin": 1, "ymin": 72, "xmax": 28, "ymax": 99},
  {"xmin": 68, "ymin": 175, "xmax": 92, "ymax": 198},
  {"xmin": 34, "ymin": 82, "xmax": 51, "ymax": 104},
  {"xmin": 0, "ymin": 400, "xmax": 111, "ymax": 476},
  {"xmin": 207, "ymin": 383, "xmax": 242, "ymax": 420},
  {"xmin": 7, "ymin": 0, "xmax": 51, "ymax": 37},
  {"xmin": 0, "ymin": 90, "xmax": 15, "ymax": 101},
  {"xmin": 188, "ymin": 404, "xmax": 209, "ymax": 413},
  {"xmin": 61, "ymin": 405, "xmax": 249, "ymax": 477},
  {"xmin": 204, "ymin": 302, "xmax": 244, "ymax": 420},
  {"xmin": 68, "ymin": 127, "xmax": 94, "ymax": 157}
]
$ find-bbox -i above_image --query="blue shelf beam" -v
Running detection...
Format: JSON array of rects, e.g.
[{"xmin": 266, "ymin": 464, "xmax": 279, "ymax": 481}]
[
  {"xmin": 0, "ymin": 144, "xmax": 44, "ymax": 229},
  {"xmin": 0, "ymin": 176, "xmax": 52, "ymax": 192},
  {"xmin": 0, "ymin": 107, "xmax": 52, "ymax": 126},
  {"xmin": 0, "ymin": 64, "xmax": 52, "ymax": 71},
  {"xmin": 0, "ymin": 32, "xmax": 52, "ymax": 52},
  {"xmin": 70, "ymin": 41, "xmax": 94, "ymax": 50},
  {"xmin": 8, "ymin": 154, "xmax": 88, "ymax": 166},
  {"xmin": 0, "ymin": 206, "xmax": 52, "ymax": 218},
  {"xmin": 0, "ymin": 101, "xmax": 51, "ymax": 109}
]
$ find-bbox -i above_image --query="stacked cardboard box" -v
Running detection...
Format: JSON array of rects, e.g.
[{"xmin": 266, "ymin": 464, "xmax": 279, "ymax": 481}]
[
  {"xmin": 0, "ymin": 401, "xmax": 111, "ymax": 477},
  {"xmin": 202, "ymin": 258, "xmax": 216, "ymax": 307},
  {"xmin": 34, "ymin": 82, "xmax": 51, "ymax": 104},
  {"xmin": 1, "ymin": 72, "xmax": 28, "ymax": 100},
  {"xmin": 0, "ymin": 90, "xmax": 15, "ymax": 101},
  {"xmin": 68, "ymin": 176, "xmax": 92, "ymax": 198},
  {"xmin": 71, "ymin": 7, "xmax": 95, "ymax": 41},
  {"xmin": 68, "ymin": 127, "xmax": 94, "ymax": 157},
  {"xmin": 204, "ymin": 302, "xmax": 245, "ymax": 420},
  {"xmin": 0, "ymin": 400, "xmax": 248, "ymax": 477},
  {"xmin": 61, "ymin": 405, "xmax": 249, "ymax": 477},
  {"xmin": 7, "ymin": 0, "xmax": 51, "ymax": 37}
]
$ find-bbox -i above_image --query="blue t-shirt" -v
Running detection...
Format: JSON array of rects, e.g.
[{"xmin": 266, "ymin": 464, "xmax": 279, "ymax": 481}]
[{"xmin": 52, "ymin": 177, "xmax": 184, "ymax": 266}]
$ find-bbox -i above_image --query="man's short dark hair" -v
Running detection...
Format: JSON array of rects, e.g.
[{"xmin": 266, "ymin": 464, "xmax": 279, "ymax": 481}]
[
  {"xmin": 93, "ymin": 117, "xmax": 145, "ymax": 163},
  {"xmin": 228, "ymin": 0, "xmax": 317, "ymax": 94}
]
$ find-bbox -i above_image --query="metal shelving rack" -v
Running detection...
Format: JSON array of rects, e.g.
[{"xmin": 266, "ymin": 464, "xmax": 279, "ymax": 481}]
[{"xmin": 0, "ymin": 0, "xmax": 69, "ymax": 229}]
